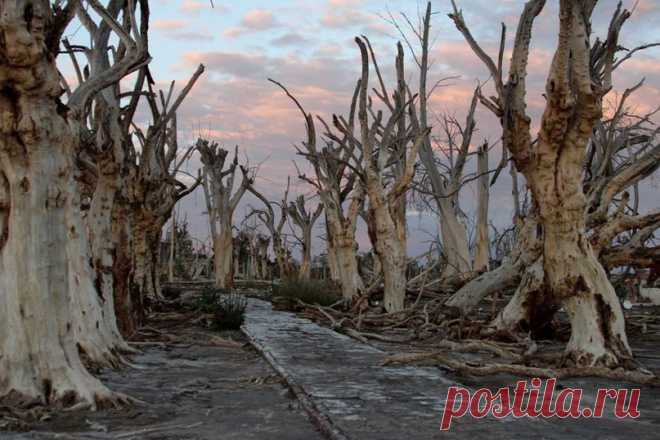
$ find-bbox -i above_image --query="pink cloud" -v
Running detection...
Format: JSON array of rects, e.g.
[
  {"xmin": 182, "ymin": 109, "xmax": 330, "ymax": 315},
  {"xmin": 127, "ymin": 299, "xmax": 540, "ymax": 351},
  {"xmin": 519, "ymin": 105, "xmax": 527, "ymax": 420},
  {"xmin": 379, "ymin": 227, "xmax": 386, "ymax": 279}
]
[
  {"xmin": 180, "ymin": 0, "xmax": 228, "ymax": 15},
  {"xmin": 242, "ymin": 9, "xmax": 277, "ymax": 30},
  {"xmin": 153, "ymin": 19, "xmax": 188, "ymax": 31},
  {"xmin": 224, "ymin": 9, "xmax": 280, "ymax": 38}
]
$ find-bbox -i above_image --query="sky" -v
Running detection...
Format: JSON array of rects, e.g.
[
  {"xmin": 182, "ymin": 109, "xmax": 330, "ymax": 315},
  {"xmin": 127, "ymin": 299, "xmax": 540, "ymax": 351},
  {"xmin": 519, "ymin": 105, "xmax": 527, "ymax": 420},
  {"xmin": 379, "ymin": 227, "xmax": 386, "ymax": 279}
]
[{"xmin": 62, "ymin": 0, "xmax": 660, "ymax": 260}]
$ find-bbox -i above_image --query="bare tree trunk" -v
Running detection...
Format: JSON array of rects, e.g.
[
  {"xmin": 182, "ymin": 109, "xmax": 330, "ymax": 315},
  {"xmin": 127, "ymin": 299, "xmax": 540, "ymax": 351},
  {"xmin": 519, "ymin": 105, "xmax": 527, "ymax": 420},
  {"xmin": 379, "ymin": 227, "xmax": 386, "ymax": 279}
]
[
  {"xmin": 112, "ymin": 197, "xmax": 139, "ymax": 336},
  {"xmin": 213, "ymin": 216, "xmax": 234, "ymax": 288},
  {"xmin": 325, "ymin": 216, "xmax": 340, "ymax": 282},
  {"xmin": 256, "ymin": 236, "xmax": 270, "ymax": 279},
  {"xmin": 132, "ymin": 217, "xmax": 163, "ymax": 306},
  {"xmin": 446, "ymin": 261, "xmax": 521, "ymax": 313},
  {"xmin": 299, "ymin": 231, "xmax": 313, "ymax": 280},
  {"xmin": 70, "ymin": 195, "xmax": 129, "ymax": 367},
  {"xmin": 272, "ymin": 234, "xmax": 291, "ymax": 280},
  {"xmin": 334, "ymin": 231, "xmax": 364, "ymax": 299},
  {"xmin": 84, "ymin": 172, "xmax": 131, "ymax": 364},
  {"xmin": 198, "ymin": 140, "xmax": 252, "ymax": 289},
  {"xmin": 438, "ymin": 199, "xmax": 472, "ymax": 276},
  {"xmin": 287, "ymin": 195, "xmax": 323, "ymax": 280},
  {"xmin": 0, "ymin": 1, "xmax": 131, "ymax": 407},
  {"xmin": 449, "ymin": 0, "xmax": 634, "ymax": 365},
  {"xmin": 541, "ymin": 199, "xmax": 631, "ymax": 365},
  {"xmin": 446, "ymin": 216, "xmax": 542, "ymax": 313},
  {"xmin": 474, "ymin": 143, "xmax": 490, "ymax": 272},
  {"xmin": 168, "ymin": 209, "xmax": 176, "ymax": 282},
  {"xmin": 367, "ymin": 196, "xmax": 407, "ymax": 311}
]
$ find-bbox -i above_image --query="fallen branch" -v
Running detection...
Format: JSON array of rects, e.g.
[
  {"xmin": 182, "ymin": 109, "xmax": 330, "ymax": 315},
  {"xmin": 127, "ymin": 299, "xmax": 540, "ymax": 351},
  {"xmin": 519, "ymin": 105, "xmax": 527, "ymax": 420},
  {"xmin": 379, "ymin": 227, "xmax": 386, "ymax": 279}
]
[{"xmin": 383, "ymin": 352, "xmax": 659, "ymax": 385}]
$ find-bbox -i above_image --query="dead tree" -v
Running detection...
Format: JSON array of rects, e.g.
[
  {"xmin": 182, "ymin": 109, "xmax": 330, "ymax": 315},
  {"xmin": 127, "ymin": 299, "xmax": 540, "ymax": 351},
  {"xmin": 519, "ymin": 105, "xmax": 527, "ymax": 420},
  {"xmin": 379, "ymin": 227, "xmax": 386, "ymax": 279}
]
[
  {"xmin": 271, "ymin": 80, "xmax": 365, "ymax": 299},
  {"xmin": 417, "ymin": 91, "xmax": 478, "ymax": 278},
  {"xmin": 0, "ymin": 0, "xmax": 149, "ymax": 408},
  {"xmin": 390, "ymin": 4, "xmax": 496, "ymax": 282},
  {"xmin": 198, "ymin": 140, "xmax": 253, "ymax": 289},
  {"xmin": 59, "ymin": 0, "xmax": 153, "ymax": 364},
  {"xmin": 448, "ymin": 0, "xmax": 660, "ymax": 367},
  {"xmin": 287, "ymin": 196, "xmax": 323, "ymax": 280},
  {"xmin": 332, "ymin": 38, "xmax": 427, "ymax": 312},
  {"xmin": 125, "ymin": 66, "xmax": 204, "ymax": 309},
  {"xmin": 256, "ymin": 234, "xmax": 271, "ymax": 279},
  {"xmin": 474, "ymin": 142, "xmax": 490, "ymax": 272},
  {"xmin": 248, "ymin": 179, "xmax": 292, "ymax": 280}
]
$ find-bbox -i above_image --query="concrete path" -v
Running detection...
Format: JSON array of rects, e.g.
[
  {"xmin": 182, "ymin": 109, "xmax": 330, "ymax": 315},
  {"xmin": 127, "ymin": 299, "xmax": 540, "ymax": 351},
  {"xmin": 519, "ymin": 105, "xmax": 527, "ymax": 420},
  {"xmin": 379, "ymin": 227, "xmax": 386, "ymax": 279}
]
[
  {"xmin": 243, "ymin": 298, "xmax": 660, "ymax": 440},
  {"xmin": 4, "ymin": 317, "xmax": 322, "ymax": 440}
]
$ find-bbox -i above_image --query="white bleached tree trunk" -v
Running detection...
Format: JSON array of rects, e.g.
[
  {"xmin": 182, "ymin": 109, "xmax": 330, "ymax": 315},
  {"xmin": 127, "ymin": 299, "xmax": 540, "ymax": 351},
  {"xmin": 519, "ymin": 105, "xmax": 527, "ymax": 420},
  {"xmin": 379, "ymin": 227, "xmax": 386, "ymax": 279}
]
[
  {"xmin": 287, "ymin": 195, "xmax": 323, "ymax": 280},
  {"xmin": 324, "ymin": 215, "xmax": 340, "ymax": 281},
  {"xmin": 410, "ymin": 3, "xmax": 473, "ymax": 278},
  {"xmin": 270, "ymin": 79, "xmax": 365, "ymax": 299},
  {"xmin": 345, "ymin": 38, "xmax": 427, "ymax": 312},
  {"xmin": 0, "ymin": 0, "xmax": 134, "ymax": 407},
  {"xmin": 249, "ymin": 177, "xmax": 294, "ymax": 280},
  {"xmin": 198, "ymin": 141, "xmax": 253, "ymax": 289},
  {"xmin": 450, "ymin": 0, "xmax": 643, "ymax": 365}
]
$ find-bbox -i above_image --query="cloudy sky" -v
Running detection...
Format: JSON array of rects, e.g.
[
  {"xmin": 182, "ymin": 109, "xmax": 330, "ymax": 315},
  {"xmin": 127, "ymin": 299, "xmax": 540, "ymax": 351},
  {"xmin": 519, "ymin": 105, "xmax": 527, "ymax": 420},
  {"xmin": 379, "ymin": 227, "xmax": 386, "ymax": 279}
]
[{"xmin": 64, "ymin": 0, "xmax": 660, "ymax": 258}]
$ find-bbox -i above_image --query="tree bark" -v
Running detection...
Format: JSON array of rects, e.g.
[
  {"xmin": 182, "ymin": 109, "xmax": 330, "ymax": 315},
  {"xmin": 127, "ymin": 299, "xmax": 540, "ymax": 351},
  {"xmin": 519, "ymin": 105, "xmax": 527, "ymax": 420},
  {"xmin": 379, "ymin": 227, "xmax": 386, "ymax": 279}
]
[
  {"xmin": 213, "ymin": 217, "xmax": 234, "ymax": 288},
  {"xmin": 474, "ymin": 144, "xmax": 490, "ymax": 272},
  {"xmin": 438, "ymin": 199, "xmax": 472, "ymax": 276},
  {"xmin": 367, "ymin": 192, "xmax": 407, "ymax": 312},
  {"xmin": 132, "ymin": 216, "xmax": 163, "ymax": 306},
  {"xmin": 0, "ymin": 0, "xmax": 117, "ymax": 406},
  {"xmin": 334, "ymin": 230, "xmax": 364, "ymax": 300},
  {"xmin": 112, "ymin": 196, "xmax": 139, "ymax": 336},
  {"xmin": 325, "ymin": 215, "xmax": 340, "ymax": 282}
]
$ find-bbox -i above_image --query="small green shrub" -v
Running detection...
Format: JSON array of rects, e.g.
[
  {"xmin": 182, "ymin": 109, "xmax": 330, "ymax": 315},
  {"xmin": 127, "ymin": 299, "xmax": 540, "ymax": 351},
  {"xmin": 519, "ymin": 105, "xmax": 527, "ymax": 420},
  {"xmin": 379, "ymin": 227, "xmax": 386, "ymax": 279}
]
[
  {"xmin": 194, "ymin": 288, "xmax": 247, "ymax": 330},
  {"xmin": 272, "ymin": 279, "xmax": 342, "ymax": 307},
  {"xmin": 213, "ymin": 293, "xmax": 248, "ymax": 330},
  {"xmin": 194, "ymin": 287, "xmax": 227, "ymax": 313}
]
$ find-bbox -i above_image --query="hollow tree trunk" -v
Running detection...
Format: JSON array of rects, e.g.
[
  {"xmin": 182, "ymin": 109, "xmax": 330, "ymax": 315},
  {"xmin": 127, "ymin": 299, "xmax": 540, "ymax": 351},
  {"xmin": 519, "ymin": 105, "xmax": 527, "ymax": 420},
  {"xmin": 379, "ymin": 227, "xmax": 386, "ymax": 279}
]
[
  {"xmin": 543, "ymin": 215, "xmax": 631, "ymax": 366},
  {"xmin": 491, "ymin": 258, "xmax": 557, "ymax": 339}
]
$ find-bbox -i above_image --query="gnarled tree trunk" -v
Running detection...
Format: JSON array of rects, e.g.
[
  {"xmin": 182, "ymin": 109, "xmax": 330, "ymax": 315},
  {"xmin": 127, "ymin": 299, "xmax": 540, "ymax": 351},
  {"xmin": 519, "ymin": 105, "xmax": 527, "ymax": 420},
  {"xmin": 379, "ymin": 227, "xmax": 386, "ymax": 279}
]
[{"xmin": 0, "ymin": 1, "xmax": 118, "ymax": 406}]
